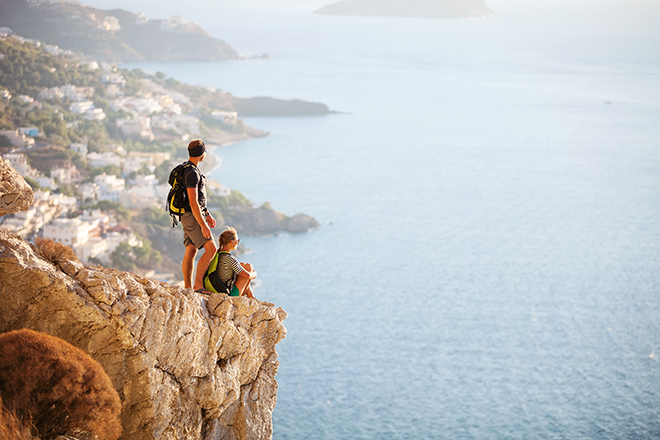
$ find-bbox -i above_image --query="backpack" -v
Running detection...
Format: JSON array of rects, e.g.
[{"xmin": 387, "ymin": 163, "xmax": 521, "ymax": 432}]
[
  {"xmin": 203, "ymin": 251, "xmax": 232, "ymax": 295},
  {"xmin": 167, "ymin": 162, "xmax": 196, "ymax": 227}
]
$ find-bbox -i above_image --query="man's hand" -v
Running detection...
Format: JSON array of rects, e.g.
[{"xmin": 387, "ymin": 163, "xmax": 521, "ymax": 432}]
[
  {"xmin": 202, "ymin": 223, "xmax": 212, "ymax": 239},
  {"xmin": 207, "ymin": 213, "xmax": 217, "ymax": 229}
]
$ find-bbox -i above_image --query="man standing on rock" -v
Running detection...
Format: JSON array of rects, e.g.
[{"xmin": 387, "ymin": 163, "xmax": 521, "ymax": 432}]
[{"xmin": 181, "ymin": 139, "xmax": 218, "ymax": 292}]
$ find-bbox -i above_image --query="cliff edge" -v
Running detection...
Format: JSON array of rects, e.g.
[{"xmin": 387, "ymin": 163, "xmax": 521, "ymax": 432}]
[{"xmin": 0, "ymin": 160, "xmax": 287, "ymax": 440}]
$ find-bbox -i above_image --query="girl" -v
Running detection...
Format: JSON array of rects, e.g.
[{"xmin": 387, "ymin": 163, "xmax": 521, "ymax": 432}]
[{"xmin": 215, "ymin": 227, "xmax": 256, "ymax": 298}]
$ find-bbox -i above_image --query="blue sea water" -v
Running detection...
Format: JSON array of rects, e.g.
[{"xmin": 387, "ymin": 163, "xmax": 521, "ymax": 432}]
[{"xmin": 108, "ymin": 0, "xmax": 660, "ymax": 438}]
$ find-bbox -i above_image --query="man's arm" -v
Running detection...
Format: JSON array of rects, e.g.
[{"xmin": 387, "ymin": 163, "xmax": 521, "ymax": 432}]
[{"xmin": 187, "ymin": 187, "xmax": 212, "ymax": 239}]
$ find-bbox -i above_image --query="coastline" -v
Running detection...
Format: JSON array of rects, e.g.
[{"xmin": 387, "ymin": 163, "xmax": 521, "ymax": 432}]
[
  {"xmin": 199, "ymin": 145, "xmax": 223, "ymax": 176},
  {"xmin": 199, "ymin": 129, "xmax": 268, "ymax": 176}
]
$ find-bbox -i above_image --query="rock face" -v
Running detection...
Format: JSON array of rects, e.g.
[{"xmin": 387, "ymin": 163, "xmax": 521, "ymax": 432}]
[
  {"xmin": 0, "ymin": 230, "xmax": 287, "ymax": 439},
  {"xmin": 0, "ymin": 158, "xmax": 34, "ymax": 216}
]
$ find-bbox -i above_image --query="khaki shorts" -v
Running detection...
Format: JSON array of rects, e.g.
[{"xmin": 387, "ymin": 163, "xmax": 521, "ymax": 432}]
[{"xmin": 182, "ymin": 212, "xmax": 213, "ymax": 249}]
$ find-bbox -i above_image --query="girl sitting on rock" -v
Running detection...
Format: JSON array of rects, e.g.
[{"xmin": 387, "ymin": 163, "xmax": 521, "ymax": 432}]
[{"xmin": 214, "ymin": 227, "xmax": 257, "ymax": 298}]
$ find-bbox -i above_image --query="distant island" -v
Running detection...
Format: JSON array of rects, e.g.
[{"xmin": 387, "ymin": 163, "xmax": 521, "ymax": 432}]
[
  {"xmin": 0, "ymin": 0, "xmax": 238, "ymax": 62},
  {"xmin": 315, "ymin": 0, "xmax": 494, "ymax": 19}
]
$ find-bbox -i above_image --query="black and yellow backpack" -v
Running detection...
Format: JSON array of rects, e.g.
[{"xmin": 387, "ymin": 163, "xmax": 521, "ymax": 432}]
[
  {"xmin": 166, "ymin": 162, "xmax": 196, "ymax": 227},
  {"xmin": 203, "ymin": 251, "xmax": 232, "ymax": 295}
]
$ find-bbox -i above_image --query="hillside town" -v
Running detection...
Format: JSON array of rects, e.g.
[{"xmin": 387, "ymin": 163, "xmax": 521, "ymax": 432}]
[{"xmin": 0, "ymin": 28, "xmax": 237, "ymax": 280}]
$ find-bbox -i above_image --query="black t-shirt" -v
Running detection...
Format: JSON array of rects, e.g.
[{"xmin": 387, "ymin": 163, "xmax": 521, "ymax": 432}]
[{"xmin": 183, "ymin": 162, "xmax": 207, "ymax": 211}]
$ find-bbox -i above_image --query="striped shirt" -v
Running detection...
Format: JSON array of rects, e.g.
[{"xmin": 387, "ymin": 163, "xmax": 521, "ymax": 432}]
[{"xmin": 215, "ymin": 252, "xmax": 243, "ymax": 288}]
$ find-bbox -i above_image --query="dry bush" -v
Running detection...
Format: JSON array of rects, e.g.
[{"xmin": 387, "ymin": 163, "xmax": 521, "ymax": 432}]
[
  {"xmin": 0, "ymin": 329, "xmax": 122, "ymax": 440},
  {"xmin": 0, "ymin": 397, "xmax": 39, "ymax": 440},
  {"xmin": 34, "ymin": 237, "xmax": 79, "ymax": 266}
]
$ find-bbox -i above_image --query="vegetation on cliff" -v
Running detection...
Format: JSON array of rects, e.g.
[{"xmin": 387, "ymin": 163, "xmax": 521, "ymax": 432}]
[{"xmin": 0, "ymin": 329, "xmax": 122, "ymax": 440}]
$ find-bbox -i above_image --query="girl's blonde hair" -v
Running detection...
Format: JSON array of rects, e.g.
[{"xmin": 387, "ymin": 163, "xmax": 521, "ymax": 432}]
[{"xmin": 219, "ymin": 227, "xmax": 238, "ymax": 249}]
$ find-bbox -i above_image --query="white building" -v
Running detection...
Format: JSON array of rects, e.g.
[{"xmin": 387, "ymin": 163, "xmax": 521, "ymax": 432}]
[
  {"xmin": 75, "ymin": 237, "xmax": 109, "ymax": 264},
  {"xmin": 0, "ymin": 129, "xmax": 35, "ymax": 148},
  {"xmin": 85, "ymin": 107, "xmax": 106, "ymax": 121},
  {"xmin": 69, "ymin": 142, "xmax": 88, "ymax": 156},
  {"xmin": 0, "ymin": 208, "xmax": 37, "ymax": 235},
  {"xmin": 79, "ymin": 182, "xmax": 99, "ymax": 202},
  {"xmin": 79, "ymin": 61, "xmax": 100, "ymax": 71},
  {"xmin": 3, "ymin": 153, "xmax": 30, "ymax": 175},
  {"xmin": 211, "ymin": 110, "xmax": 238, "ymax": 123},
  {"xmin": 79, "ymin": 209, "xmax": 112, "ymax": 228},
  {"xmin": 49, "ymin": 165, "xmax": 81, "ymax": 186},
  {"xmin": 87, "ymin": 152, "xmax": 121, "ymax": 168},
  {"xmin": 101, "ymin": 72, "xmax": 126, "ymax": 87},
  {"xmin": 207, "ymin": 180, "xmax": 231, "ymax": 197},
  {"xmin": 16, "ymin": 95, "xmax": 34, "ymax": 104},
  {"xmin": 160, "ymin": 16, "xmax": 188, "ymax": 32},
  {"xmin": 136, "ymin": 12, "xmax": 149, "ymax": 24},
  {"xmin": 116, "ymin": 117, "xmax": 155, "ymax": 141},
  {"xmin": 101, "ymin": 16, "xmax": 121, "ymax": 31},
  {"xmin": 111, "ymin": 97, "xmax": 163, "ymax": 115},
  {"xmin": 107, "ymin": 225, "xmax": 140, "ymax": 248},
  {"xmin": 0, "ymin": 190, "xmax": 75, "ymax": 236},
  {"xmin": 34, "ymin": 176, "xmax": 57, "ymax": 190},
  {"xmin": 40, "ymin": 85, "xmax": 94, "ymax": 102},
  {"xmin": 42, "ymin": 217, "xmax": 98, "ymax": 248},
  {"xmin": 128, "ymin": 174, "xmax": 157, "ymax": 187},
  {"xmin": 151, "ymin": 114, "xmax": 200, "ymax": 136},
  {"xmin": 34, "ymin": 190, "xmax": 77, "ymax": 211},
  {"xmin": 94, "ymin": 173, "xmax": 125, "ymax": 202},
  {"xmin": 105, "ymin": 84, "xmax": 123, "ymax": 98},
  {"xmin": 127, "ymin": 151, "xmax": 170, "ymax": 167},
  {"xmin": 119, "ymin": 185, "xmax": 159, "ymax": 209},
  {"xmin": 70, "ymin": 100, "xmax": 94, "ymax": 114}
]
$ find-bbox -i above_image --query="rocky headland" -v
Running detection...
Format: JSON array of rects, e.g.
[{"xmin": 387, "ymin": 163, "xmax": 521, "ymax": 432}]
[
  {"xmin": 315, "ymin": 0, "xmax": 494, "ymax": 19},
  {"xmin": 0, "ymin": 160, "xmax": 287, "ymax": 440},
  {"xmin": 0, "ymin": 0, "xmax": 238, "ymax": 62}
]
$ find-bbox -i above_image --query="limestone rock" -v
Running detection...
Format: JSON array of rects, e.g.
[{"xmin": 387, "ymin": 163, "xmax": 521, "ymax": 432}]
[
  {"xmin": 0, "ymin": 158, "xmax": 34, "ymax": 216},
  {"xmin": 0, "ymin": 229, "xmax": 287, "ymax": 440}
]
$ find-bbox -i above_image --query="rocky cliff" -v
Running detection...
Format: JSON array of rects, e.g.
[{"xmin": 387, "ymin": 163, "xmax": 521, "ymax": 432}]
[
  {"xmin": 0, "ymin": 158, "xmax": 33, "ymax": 216},
  {"xmin": 0, "ymin": 159, "xmax": 287, "ymax": 440}
]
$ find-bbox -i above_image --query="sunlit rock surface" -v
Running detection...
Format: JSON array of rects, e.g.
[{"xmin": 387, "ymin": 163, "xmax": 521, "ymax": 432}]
[
  {"xmin": 0, "ymin": 161, "xmax": 287, "ymax": 440},
  {"xmin": 0, "ymin": 158, "xmax": 34, "ymax": 216},
  {"xmin": 0, "ymin": 229, "xmax": 287, "ymax": 440}
]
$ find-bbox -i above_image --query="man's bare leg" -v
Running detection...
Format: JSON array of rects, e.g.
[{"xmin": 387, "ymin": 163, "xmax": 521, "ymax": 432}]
[
  {"xmin": 182, "ymin": 244, "xmax": 197, "ymax": 289},
  {"xmin": 193, "ymin": 240, "xmax": 218, "ymax": 290}
]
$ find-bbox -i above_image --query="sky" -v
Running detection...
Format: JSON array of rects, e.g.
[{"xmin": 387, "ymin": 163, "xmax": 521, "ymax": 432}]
[{"xmin": 78, "ymin": 0, "xmax": 660, "ymax": 17}]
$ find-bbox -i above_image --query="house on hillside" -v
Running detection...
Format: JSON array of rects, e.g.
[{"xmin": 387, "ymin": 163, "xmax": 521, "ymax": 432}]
[
  {"xmin": 0, "ymin": 130, "xmax": 35, "ymax": 148},
  {"xmin": 86, "ymin": 152, "xmax": 121, "ymax": 168},
  {"xmin": 116, "ymin": 117, "xmax": 155, "ymax": 141}
]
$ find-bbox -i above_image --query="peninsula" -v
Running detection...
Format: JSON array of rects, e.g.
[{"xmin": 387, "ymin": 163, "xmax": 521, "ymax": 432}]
[
  {"xmin": 0, "ymin": 0, "xmax": 238, "ymax": 62},
  {"xmin": 315, "ymin": 0, "xmax": 494, "ymax": 19}
]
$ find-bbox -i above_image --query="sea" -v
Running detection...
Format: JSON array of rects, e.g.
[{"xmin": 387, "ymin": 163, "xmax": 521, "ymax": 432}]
[{"xmin": 88, "ymin": 0, "xmax": 660, "ymax": 438}]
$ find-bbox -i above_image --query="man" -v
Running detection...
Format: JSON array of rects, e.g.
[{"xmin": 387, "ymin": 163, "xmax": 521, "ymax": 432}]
[{"xmin": 180, "ymin": 139, "xmax": 218, "ymax": 292}]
